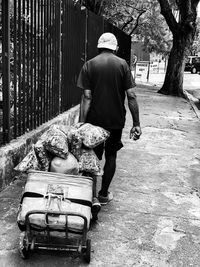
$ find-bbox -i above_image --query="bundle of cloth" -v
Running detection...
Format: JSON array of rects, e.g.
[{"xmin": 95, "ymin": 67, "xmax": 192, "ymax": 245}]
[{"xmin": 14, "ymin": 123, "xmax": 110, "ymax": 176}]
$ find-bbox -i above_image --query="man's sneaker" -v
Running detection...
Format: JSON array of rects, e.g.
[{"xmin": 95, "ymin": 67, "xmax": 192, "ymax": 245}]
[
  {"xmin": 91, "ymin": 197, "xmax": 101, "ymax": 221},
  {"xmin": 98, "ymin": 191, "xmax": 113, "ymax": 205}
]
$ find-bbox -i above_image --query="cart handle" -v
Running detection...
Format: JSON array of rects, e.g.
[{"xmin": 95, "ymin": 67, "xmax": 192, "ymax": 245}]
[{"xmin": 25, "ymin": 210, "xmax": 88, "ymax": 241}]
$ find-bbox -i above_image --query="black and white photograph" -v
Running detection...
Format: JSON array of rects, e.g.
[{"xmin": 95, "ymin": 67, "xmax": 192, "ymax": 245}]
[{"xmin": 0, "ymin": 0, "xmax": 200, "ymax": 266}]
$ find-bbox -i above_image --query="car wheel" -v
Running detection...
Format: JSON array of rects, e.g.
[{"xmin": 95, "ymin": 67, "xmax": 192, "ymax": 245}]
[{"xmin": 191, "ymin": 67, "xmax": 197, "ymax": 74}]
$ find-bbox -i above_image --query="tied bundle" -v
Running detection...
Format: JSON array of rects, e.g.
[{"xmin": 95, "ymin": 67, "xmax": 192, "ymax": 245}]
[{"xmin": 14, "ymin": 123, "xmax": 110, "ymax": 176}]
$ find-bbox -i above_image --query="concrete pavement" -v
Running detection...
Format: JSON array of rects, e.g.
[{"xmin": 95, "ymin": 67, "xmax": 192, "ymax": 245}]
[{"xmin": 1, "ymin": 79, "xmax": 200, "ymax": 266}]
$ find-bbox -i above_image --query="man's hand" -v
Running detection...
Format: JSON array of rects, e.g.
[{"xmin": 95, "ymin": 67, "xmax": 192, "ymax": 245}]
[{"xmin": 130, "ymin": 126, "xmax": 142, "ymax": 141}]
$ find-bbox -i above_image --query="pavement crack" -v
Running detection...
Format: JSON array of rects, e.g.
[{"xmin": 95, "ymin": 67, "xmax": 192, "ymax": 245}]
[{"xmin": 173, "ymin": 226, "xmax": 186, "ymax": 234}]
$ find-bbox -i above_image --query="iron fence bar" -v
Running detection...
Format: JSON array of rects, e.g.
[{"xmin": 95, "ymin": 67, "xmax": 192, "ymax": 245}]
[
  {"xmin": 45, "ymin": 0, "xmax": 48, "ymax": 122},
  {"xmin": 48, "ymin": 0, "xmax": 51, "ymax": 120},
  {"xmin": 33, "ymin": 0, "xmax": 37, "ymax": 128},
  {"xmin": 46, "ymin": 0, "xmax": 50, "ymax": 120},
  {"xmin": 60, "ymin": 0, "xmax": 65, "ymax": 113},
  {"xmin": 13, "ymin": 0, "xmax": 17, "ymax": 138},
  {"xmin": 2, "ymin": 0, "xmax": 11, "ymax": 143},
  {"xmin": 57, "ymin": 0, "xmax": 62, "ymax": 114},
  {"xmin": 17, "ymin": 0, "xmax": 22, "ymax": 135},
  {"xmin": 22, "ymin": 0, "xmax": 26, "ymax": 133},
  {"xmin": 41, "ymin": 0, "xmax": 46, "ymax": 123},
  {"xmin": 55, "ymin": 0, "xmax": 61, "ymax": 114},
  {"xmin": 40, "ymin": 0, "xmax": 43, "ymax": 124},
  {"xmin": 85, "ymin": 9, "xmax": 88, "ymax": 63},
  {"xmin": 55, "ymin": 0, "xmax": 58, "ymax": 113},
  {"xmin": 54, "ymin": 0, "xmax": 59, "ymax": 115},
  {"xmin": 71, "ymin": 2, "xmax": 75, "ymax": 106},
  {"xmin": 52, "ymin": 0, "xmax": 56, "ymax": 116},
  {"xmin": 47, "ymin": 0, "xmax": 50, "ymax": 119},
  {"xmin": 48, "ymin": 0, "xmax": 51, "ymax": 118},
  {"xmin": 49, "ymin": 0, "xmax": 52, "ymax": 119},
  {"xmin": 55, "ymin": 0, "xmax": 59, "ymax": 115},
  {"xmin": 49, "ymin": 0, "xmax": 53, "ymax": 118},
  {"xmin": 26, "ymin": 0, "xmax": 30, "ymax": 131},
  {"xmin": 30, "ymin": 0, "xmax": 34, "ymax": 130},
  {"xmin": 66, "ymin": 1, "xmax": 70, "ymax": 109},
  {"xmin": 45, "ymin": 0, "xmax": 49, "ymax": 122},
  {"xmin": 43, "ymin": 0, "xmax": 46, "ymax": 122},
  {"xmin": 55, "ymin": 0, "xmax": 59, "ymax": 114},
  {"xmin": 48, "ymin": 0, "xmax": 52, "ymax": 119},
  {"xmin": 37, "ymin": 0, "xmax": 41, "ymax": 126},
  {"xmin": 54, "ymin": 0, "xmax": 57, "ymax": 114},
  {"xmin": 65, "ymin": 0, "xmax": 69, "ymax": 110},
  {"xmin": 51, "ymin": 0, "xmax": 54, "ymax": 116},
  {"xmin": 40, "ymin": 0, "xmax": 44, "ymax": 123}
]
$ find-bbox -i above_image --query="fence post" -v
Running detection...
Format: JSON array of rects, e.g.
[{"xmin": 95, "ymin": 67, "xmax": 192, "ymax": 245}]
[
  {"xmin": 85, "ymin": 9, "xmax": 88, "ymax": 62},
  {"xmin": 2, "ymin": 0, "xmax": 10, "ymax": 143},
  {"xmin": 58, "ymin": 0, "xmax": 62, "ymax": 113}
]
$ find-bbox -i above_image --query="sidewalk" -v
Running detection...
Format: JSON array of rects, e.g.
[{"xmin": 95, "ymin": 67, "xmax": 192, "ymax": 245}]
[{"xmin": 1, "ymin": 80, "xmax": 200, "ymax": 266}]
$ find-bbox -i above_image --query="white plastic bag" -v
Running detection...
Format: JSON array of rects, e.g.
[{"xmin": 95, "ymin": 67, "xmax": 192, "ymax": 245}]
[{"xmin": 50, "ymin": 152, "xmax": 79, "ymax": 175}]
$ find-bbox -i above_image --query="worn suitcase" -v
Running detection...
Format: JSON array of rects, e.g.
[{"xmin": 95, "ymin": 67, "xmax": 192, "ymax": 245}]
[{"xmin": 17, "ymin": 170, "xmax": 93, "ymax": 262}]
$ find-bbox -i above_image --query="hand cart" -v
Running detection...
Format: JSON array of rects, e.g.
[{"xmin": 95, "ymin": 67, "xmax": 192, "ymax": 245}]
[{"xmin": 17, "ymin": 170, "xmax": 93, "ymax": 263}]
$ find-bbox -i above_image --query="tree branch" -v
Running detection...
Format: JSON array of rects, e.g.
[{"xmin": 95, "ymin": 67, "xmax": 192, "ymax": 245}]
[
  {"xmin": 192, "ymin": 0, "xmax": 200, "ymax": 6},
  {"xmin": 157, "ymin": 0, "xmax": 179, "ymax": 34},
  {"xmin": 121, "ymin": 17, "xmax": 134, "ymax": 30},
  {"xmin": 128, "ymin": 10, "xmax": 146, "ymax": 35}
]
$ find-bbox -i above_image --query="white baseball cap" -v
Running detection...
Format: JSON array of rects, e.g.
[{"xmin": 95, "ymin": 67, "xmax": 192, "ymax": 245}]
[{"xmin": 97, "ymin": 32, "xmax": 118, "ymax": 51}]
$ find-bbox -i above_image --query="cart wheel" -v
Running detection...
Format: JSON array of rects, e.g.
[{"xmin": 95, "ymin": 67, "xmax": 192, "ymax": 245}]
[
  {"xmin": 19, "ymin": 232, "xmax": 30, "ymax": 259},
  {"xmin": 83, "ymin": 239, "xmax": 91, "ymax": 263}
]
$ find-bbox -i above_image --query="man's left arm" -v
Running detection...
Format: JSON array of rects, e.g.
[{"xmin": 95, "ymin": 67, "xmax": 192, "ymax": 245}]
[
  {"xmin": 79, "ymin": 89, "xmax": 92, "ymax": 123},
  {"xmin": 126, "ymin": 88, "xmax": 142, "ymax": 140},
  {"xmin": 123, "ymin": 61, "xmax": 141, "ymax": 140}
]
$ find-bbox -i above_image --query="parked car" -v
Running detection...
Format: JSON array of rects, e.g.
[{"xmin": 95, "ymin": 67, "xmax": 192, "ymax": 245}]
[{"xmin": 185, "ymin": 56, "xmax": 200, "ymax": 73}]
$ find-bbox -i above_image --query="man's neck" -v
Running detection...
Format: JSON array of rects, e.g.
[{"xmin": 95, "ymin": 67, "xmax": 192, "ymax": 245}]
[{"xmin": 99, "ymin": 49, "xmax": 114, "ymax": 54}]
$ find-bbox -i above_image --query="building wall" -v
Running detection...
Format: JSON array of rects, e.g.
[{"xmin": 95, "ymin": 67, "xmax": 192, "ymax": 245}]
[{"xmin": 131, "ymin": 41, "xmax": 150, "ymax": 64}]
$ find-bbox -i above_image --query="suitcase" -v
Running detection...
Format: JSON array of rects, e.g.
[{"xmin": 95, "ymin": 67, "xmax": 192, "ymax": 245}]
[{"xmin": 17, "ymin": 170, "xmax": 93, "ymax": 263}]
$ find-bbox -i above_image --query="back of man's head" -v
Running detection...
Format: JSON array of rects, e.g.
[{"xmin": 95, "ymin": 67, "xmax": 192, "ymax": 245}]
[{"xmin": 97, "ymin": 32, "xmax": 118, "ymax": 52}]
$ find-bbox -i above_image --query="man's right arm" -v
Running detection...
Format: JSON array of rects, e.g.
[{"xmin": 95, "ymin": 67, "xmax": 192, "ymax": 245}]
[{"xmin": 79, "ymin": 89, "xmax": 92, "ymax": 123}]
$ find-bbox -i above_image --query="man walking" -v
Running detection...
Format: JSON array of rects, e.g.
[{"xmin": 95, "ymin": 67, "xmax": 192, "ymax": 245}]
[{"xmin": 77, "ymin": 32, "xmax": 141, "ymax": 218}]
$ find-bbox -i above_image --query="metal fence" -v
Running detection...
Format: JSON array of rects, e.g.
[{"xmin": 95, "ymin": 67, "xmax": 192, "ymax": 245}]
[{"xmin": 1, "ymin": 0, "xmax": 131, "ymax": 146}]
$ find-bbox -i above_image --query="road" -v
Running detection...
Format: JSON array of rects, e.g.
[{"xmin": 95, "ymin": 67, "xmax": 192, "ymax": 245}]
[
  {"xmin": 183, "ymin": 72, "xmax": 200, "ymax": 91},
  {"xmin": 147, "ymin": 71, "xmax": 200, "ymax": 93}
]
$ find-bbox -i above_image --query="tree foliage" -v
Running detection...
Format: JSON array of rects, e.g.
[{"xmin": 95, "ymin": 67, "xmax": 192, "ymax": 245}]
[
  {"xmin": 190, "ymin": 17, "xmax": 200, "ymax": 55},
  {"xmin": 133, "ymin": 2, "xmax": 172, "ymax": 56},
  {"xmin": 82, "ymin": 0, "xmax": 173, "ymax": 56}
]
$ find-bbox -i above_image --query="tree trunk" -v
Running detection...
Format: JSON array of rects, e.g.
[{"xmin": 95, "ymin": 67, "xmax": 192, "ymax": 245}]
[
  {"xmin": 157, "ymin": 0, "xmax": 199, "ymax": 98},
  {"xmin": 158, "ymin": 35, "xmax": 186, "ymax": 97}
]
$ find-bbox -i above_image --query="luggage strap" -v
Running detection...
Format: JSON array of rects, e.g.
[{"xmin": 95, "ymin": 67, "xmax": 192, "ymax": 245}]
[{"xmin": 20, "ymin": 192, "xmax": 92, "ymax": 208}]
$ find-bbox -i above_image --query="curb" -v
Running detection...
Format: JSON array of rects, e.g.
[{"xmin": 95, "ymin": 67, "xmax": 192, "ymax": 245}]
[{"xmin": 184, "ymin": 90, "xmax": 200, "ymax": 120}]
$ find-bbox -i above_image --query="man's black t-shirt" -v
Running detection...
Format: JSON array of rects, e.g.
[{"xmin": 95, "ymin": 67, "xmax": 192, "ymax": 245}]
[{"xmin": 77, "ymin": 51, "xmax": 136, "ymax": 129}]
